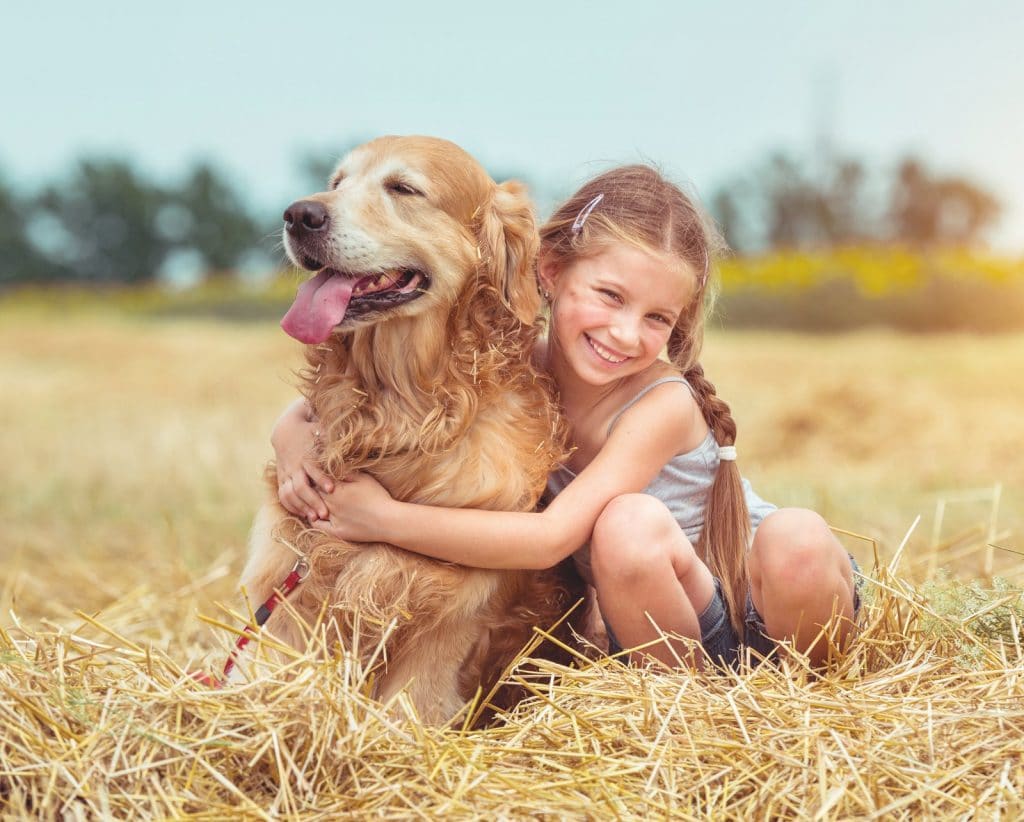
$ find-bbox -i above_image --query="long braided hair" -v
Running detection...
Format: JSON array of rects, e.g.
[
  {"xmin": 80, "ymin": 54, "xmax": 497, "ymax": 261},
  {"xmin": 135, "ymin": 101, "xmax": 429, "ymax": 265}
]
[{"xmin": 539, "ymin": 165, "xmax": 750, "ymax": 634}]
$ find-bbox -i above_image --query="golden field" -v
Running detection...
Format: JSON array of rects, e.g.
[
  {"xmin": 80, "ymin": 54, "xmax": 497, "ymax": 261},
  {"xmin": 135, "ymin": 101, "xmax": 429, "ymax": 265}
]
[
  {"xmin": 1, "ymin": 295, "xmax": 1023, "ymax": 817},
  {"xmin": 4, "ymin": 300, "xmax": 1018, "ymax": 621}
]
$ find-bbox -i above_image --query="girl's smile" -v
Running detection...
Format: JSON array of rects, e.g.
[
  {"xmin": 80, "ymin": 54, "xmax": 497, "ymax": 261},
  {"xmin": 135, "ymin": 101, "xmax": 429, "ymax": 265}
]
[{"xmin": 585, "ymin": 333, "xmax": 630, "ymax": 365}]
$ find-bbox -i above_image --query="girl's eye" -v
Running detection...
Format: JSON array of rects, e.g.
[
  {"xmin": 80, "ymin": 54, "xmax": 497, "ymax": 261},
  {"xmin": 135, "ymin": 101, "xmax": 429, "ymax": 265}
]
[
  {"xmin": 598, "ymin": 288, "xmax": 621, "ymax": 303},
  {"xmin": 648, "ymin": 313, "xmax": 672, "ymax": 325},
  {"xmin": 386, "ymin": 180, "xmax": 422, "ymax": 196}
]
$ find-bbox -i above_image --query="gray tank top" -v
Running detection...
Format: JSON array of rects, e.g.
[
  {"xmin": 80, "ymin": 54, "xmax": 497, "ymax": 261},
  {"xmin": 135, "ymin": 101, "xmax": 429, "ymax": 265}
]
[{"xmin": 545, "ymin": 377, "xmax": 777, "ymax": 584}]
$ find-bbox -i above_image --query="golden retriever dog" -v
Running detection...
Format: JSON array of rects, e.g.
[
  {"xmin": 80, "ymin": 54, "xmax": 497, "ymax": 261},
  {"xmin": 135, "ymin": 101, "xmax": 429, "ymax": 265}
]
[{"xmin": 237, "ymin": 135, "xmax": 584, "ymax": 723}]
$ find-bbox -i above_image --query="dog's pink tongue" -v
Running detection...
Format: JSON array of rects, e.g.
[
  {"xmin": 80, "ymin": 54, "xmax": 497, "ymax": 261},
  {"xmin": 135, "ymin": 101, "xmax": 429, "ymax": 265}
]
[{"xmin": 281, "ymin": 270, "xmax": 355, "ymax": 343}]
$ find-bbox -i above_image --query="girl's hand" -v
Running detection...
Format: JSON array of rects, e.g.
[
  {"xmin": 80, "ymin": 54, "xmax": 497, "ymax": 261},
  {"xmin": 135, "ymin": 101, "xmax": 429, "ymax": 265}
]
[
  {"xmin": 312, "ymin": 471, "xmax": 396, "ymax": 543},
  {"xmin": 271, "ymin": 398, "xmax": 334, "ymax": 521}
]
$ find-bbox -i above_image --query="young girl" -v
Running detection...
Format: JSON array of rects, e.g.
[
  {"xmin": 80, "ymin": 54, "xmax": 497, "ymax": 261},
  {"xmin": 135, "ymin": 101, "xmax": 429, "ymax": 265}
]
[{"xmin": 272, "ymin": 165, "xmax": 858, "ymax": 669}]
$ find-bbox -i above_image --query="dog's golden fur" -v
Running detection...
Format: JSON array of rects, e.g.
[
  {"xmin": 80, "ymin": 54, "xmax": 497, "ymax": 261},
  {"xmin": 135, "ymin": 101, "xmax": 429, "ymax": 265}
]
[{"xmin": 240, "ymin": 136, "xmax": 583, "ymax": 723}]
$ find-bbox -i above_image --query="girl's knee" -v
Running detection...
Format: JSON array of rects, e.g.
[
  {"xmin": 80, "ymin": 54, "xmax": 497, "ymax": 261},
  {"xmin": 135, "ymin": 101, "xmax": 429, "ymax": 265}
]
[
  {"xmin": 593, "ymin": 494, "xmax": 675, "ymax": 547},
  {"xmin": 591, "ymin": 494, "xmax": 686, "ymax": 583},
  {"xmin": 751, "ymin": 508, "xmax": 847, "ymax": 588}
]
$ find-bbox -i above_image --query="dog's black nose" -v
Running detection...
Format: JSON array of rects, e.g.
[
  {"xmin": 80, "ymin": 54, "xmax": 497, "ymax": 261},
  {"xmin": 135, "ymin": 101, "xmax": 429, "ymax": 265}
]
[{"xmin": 283, "ymin": 200, "xmax": 329, "ymax": 234}]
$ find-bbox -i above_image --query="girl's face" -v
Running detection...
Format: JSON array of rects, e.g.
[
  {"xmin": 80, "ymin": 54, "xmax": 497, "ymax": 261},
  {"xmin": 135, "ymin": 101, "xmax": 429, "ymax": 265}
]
[{"xmin": 541, "ymin": 242, "xmax": 694, "ymax": 386}]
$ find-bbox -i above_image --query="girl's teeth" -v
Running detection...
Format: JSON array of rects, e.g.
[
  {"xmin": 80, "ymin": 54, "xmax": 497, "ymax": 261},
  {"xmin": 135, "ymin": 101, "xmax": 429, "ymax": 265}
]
[{"xmin": 590, "ymin": 337, "xmax": 625, "ymax": 363}]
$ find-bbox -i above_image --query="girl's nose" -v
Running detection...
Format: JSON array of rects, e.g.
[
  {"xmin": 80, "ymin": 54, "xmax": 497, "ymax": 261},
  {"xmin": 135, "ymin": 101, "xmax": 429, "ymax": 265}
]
[{"xmin": 609, "ymin": 316, "xmax": 641, "ymax": 350}]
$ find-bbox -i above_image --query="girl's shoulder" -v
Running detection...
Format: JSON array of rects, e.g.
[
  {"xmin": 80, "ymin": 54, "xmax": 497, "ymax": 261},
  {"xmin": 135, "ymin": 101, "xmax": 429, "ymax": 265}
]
[
  {"xmin": 606, "ymin": 364, "xmax": 707, "ymax": 451},
  {"xmin": 564, "ymin": 364, "xmax": 707, "ymax": 473},
  {"xmin": 614, "ymin": 364, "xmax": 699, "ymax": 421}
]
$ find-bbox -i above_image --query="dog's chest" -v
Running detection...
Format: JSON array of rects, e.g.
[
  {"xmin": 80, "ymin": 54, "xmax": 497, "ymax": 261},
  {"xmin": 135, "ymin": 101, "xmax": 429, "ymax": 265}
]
[{"xmin": 319, "ymin": 386, "xmax": 548, "ymax": 512}]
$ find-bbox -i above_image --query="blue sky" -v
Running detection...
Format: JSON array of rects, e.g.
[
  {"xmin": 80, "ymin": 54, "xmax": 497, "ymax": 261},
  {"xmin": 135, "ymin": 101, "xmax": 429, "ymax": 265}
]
[{"xmin": 4, "ymin": 1, "xmax": 1022, "ymax": 249}]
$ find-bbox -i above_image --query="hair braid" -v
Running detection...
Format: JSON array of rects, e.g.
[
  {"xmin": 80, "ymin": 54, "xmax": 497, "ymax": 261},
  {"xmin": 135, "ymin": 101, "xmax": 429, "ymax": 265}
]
[{"xmin": 683, "ymin": 362, "xmax": 750, "ymax": 636}]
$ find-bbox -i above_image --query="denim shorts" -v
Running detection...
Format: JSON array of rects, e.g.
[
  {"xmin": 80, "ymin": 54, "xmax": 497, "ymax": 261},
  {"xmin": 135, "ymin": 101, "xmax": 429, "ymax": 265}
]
[{"xmin": 607, "ymin": 554, "xmax": 862, "ymax": 669}]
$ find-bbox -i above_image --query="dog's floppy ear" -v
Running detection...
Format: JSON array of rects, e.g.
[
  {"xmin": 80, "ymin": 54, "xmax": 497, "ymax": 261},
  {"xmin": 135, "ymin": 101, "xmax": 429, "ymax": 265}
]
[{"xmin": 476, "ymin": 180, "xmax": 540, "ymax": 325}]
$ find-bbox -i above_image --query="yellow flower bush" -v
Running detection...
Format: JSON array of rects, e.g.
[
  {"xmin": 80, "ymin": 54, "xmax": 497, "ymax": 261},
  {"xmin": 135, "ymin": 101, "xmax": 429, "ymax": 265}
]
[
  {"xmin": 714, "ymin": 247, "xmax": 1024, "ymax": 331},
  {"xmin": 718, "ymin": 247, "xmax": 1023, "ymax": 298}
]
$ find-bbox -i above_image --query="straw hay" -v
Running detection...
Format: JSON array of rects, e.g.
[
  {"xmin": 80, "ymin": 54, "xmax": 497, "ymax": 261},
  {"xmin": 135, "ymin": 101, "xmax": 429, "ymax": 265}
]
[{"xmin": 3, "ymin": 544, "xmax": 1023, "ymax": 820}]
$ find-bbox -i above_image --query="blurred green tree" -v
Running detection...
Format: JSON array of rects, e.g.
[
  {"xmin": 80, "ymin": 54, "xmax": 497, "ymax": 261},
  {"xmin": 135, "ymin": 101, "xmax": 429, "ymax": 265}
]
[
  {"xmin": 172, "ymin": 162, "xmax": 266, "ymax": 273},
  {"xmin": 889, "ymin": 158, "xmax": 1000, "ymax": 246},
  {"xmin": 17, "ymin": 158, "xmax": 271, "ymax": 285},
  {"xmin": 818, "ymin": 158, "xmax": 870, "ymax": 244},
  {"xmin": 762, "ymin": 153, "xmax": 819, "ymax": 248},
  {"xmin": 34, "ymin": 158, "xmax": 172, "ymax": 283},
  {"xmin": 0, "ymin": 170, "xmax": 61, "ymax": 287},
  {"xmin": 711, "ymin": 151, "xmax": 1000, "ymax": 252}
]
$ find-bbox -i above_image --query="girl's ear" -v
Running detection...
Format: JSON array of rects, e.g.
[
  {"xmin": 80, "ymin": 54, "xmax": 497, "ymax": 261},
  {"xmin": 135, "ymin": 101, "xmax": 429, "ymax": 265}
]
[
  {"xmin": 476, "ymin": 180, "xmax": 540, "ymax": 325},
  {"xmin": 537, "ymin": 256, "xmax": 558, "ymax": 298}
]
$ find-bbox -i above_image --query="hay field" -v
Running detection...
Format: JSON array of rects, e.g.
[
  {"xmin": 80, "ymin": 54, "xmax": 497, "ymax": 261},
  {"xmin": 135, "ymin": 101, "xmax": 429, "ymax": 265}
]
[{"xmin": 2, "ymin": 303, "xmax": 1023, "ymax": 817}]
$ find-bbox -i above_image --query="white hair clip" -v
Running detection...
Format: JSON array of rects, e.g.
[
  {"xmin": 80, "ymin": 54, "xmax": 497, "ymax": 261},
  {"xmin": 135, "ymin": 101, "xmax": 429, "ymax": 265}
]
[
  {"xmin": 717, "ymin": 445, "xmax": 736, "ymax": 461},
  {"xmin": 571, "ymin": 193, "xmax": 604, "ymax": 235}
]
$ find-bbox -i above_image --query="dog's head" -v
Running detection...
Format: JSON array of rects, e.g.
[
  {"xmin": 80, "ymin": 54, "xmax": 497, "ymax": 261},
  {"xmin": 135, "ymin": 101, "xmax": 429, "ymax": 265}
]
[{"xmin": 280, "ymin": 135, "xmax": 539, "ymax": 344}]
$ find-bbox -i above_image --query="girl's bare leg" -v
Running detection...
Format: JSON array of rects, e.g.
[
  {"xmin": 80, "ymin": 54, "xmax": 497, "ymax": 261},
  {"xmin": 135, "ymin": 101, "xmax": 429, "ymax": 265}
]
[
  {"xmin": 747, "ymin": 508, "xmax": 856, "ymax": 665},
  {"xmin": 590, "ymin": 494, "xmax": 716, "ymax": 668}
]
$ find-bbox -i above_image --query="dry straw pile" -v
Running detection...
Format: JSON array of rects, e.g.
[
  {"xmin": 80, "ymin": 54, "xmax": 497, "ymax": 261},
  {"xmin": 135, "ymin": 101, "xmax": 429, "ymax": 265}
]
[{"xmin": 2, "ymin": 533, "xmax": 1023, "ymax": 819}]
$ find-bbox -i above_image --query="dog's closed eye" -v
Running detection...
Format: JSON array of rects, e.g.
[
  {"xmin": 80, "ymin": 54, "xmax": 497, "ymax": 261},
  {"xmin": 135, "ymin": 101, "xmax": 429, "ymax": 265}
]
[{"xmin": 385, "ymin": 179, "xmax": 423, "ymax": 197}]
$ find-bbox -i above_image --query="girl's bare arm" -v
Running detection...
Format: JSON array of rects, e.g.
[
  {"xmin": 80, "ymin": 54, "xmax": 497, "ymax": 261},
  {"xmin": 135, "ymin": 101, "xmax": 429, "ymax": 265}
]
[{"xmin": 314, "ymin": 382, "xmax": 700, "ymax": 568}]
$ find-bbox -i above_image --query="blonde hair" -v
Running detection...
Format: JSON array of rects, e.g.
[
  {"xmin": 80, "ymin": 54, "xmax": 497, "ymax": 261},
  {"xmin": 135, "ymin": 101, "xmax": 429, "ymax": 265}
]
[{"xmin": 539, "ymin": 165, "xmax": 751, "ymax": 635}]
